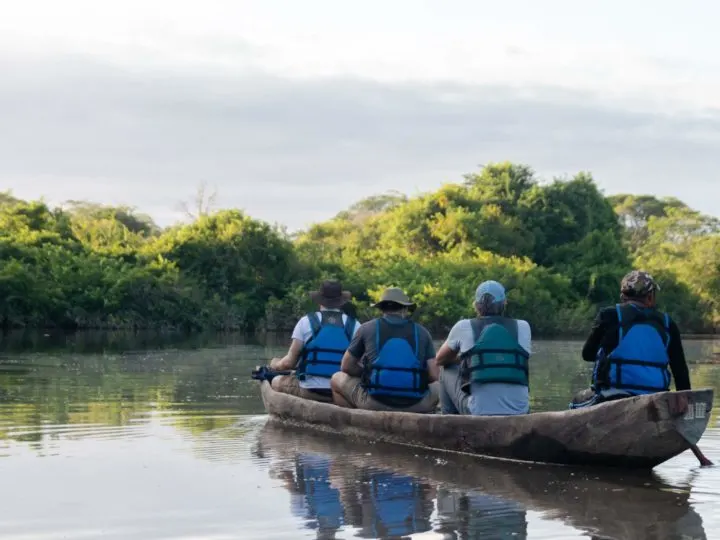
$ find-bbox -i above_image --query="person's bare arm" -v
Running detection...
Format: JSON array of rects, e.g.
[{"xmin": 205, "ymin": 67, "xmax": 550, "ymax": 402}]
[
  {"xmin": 421, "ymin": 328, "xmax": 440, "ymax": 382},
  {"xmin": 427, "ymin": 358, "xmax": 439, "ymax": 382},
  {"xmin": 435, "ymin": 342, "xmax": 460, "ymax": 367},
  {"xmin": 340, "ymin": 350, "xmax": 363, "ymax": 377},
  {"xmin": 340, "ymin": 324, "xmax": 366, "ymax": 377},
  {"xmin": 270, "ymin": 339, "xmax": 303, "ymax": 370}
]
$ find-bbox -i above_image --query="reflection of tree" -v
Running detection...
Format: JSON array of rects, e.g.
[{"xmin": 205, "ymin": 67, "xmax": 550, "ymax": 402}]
[{"xmin": 0, "ymin": 337, "xmax": 284, "ymax": 452}]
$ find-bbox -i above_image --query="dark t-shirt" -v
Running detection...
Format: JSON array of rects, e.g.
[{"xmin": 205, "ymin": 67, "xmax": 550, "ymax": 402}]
[
  {"xmin": 347, "ymin": 315, "xmax": 436, "ymax": 405},
  {"xmin": 581, "ymin": 304, "xmax": 691, "ymax": 391}
]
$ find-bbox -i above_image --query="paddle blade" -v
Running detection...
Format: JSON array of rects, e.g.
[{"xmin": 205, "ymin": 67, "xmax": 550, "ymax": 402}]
[{"xmin": 690, "ymin": 445, "xmax": 714, "ymax": 467}]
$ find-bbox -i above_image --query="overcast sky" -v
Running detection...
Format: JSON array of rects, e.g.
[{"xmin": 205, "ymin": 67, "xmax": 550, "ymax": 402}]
[{"xmin": 1, "ymin": 0, "xmax": 718, "ymax": 230}]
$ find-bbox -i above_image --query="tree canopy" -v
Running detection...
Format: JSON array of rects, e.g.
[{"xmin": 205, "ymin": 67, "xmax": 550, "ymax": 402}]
[{"xmin": 0, "ymin": 163, "xmax": 717, "ymax": 335}]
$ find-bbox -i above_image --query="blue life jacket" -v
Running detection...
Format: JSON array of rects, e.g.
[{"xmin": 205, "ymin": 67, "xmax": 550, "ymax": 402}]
[
  {"xmin": 463, "ymin": 317, "xmax": 529, "ymax": 387},
  {"xmin": 363, "ymin": 318, "xmax": 428, "ymax": 399},
  {"xmin": 297, "ymin": 311, "xmax": 356, "ymax": 380},
  {"xmin": 593, "ymin": 303, "xmax": 671, "ymax": 395},
  {"xmin": 368, "ymin": 472, "xmax": 429, "ymax": 538},
  {"xmin": 295, "ymin": 454, "xmax": 344, "ymax": 532}
]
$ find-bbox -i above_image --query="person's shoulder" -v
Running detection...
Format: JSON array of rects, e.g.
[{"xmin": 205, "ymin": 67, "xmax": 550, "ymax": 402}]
[
  {"xmin": 660, "ymin": 310, "xmax": 681, "ymax": 332},
  {"xmin": 449, "ymin": 318, "xmax": 473, "ymax": 332},
  {"xmin": 291, "ymin": 314, "xmax": 313, "ymax": 340},
  {"xmin": 342, "ymin": 312, "xmax": 362, "ymax": 325},
  {"xmin": 357, "ymin": 318, "xmax": 379, "ymax": 332},
  {"xmin": 596, "ymin": 304, "xmax": 620, "ymax": 321},
  {"xmin": 514, "ymin": 319, "xmax": 531, "ymax": 332}
]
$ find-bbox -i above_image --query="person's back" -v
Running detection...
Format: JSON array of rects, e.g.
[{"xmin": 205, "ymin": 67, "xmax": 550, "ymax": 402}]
[
  {"xmin": 296, "ymin": 310, "xmax": 358, "ymax": 385},
  {"xmin": 436, "ymin": 280, "xmax": 532, "ymax": 416},
  {"xmin": 593, "ymin": 303, "xmax": 672, "ymax": 394},
  {"xmin": 270, "ymin": 280, "xmax": 360, "ymax": 402},
  {"xmin": 571, "ymin": 270, "xmax": 690, "ymax": 409},
  {"xmin": 363, "ymin": 315, "xmax": 429, "ymax": 404},
  {"xmin": 464, "ymin": 315, "xmax": 531, "ymax": 415},
  {"xmin": 330, "ymin": 287, "xmax": 440, "ymax": 413}
]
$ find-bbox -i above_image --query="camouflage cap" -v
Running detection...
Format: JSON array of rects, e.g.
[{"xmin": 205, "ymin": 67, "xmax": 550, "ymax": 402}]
[{"xmin": 620, "ymin": 270, "xmax": 660, "ymax": 297}]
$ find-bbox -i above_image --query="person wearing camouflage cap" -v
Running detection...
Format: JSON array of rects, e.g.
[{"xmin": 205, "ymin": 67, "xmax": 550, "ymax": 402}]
[
  {"xmin": 570, "ymin": 270, "xmax": 691, "ymax": 409},
  {"xmin": 620, "ymin": 270, "xmax": 661, "ymax": 298}
]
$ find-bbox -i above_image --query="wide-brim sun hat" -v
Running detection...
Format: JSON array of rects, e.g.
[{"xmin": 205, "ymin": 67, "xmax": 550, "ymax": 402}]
[
  {"xmin": 371, "ymin": 287, "xmax": 417, "ymax": 310},
  {"xmin": 309, "ymin": 280, "xmax": 352, "ymax": 308}
]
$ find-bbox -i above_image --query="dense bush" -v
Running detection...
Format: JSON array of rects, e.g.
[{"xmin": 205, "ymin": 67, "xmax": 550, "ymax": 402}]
[{"xmin": 0, "ymin": 161, "xmax": 717, "ymax": 335}]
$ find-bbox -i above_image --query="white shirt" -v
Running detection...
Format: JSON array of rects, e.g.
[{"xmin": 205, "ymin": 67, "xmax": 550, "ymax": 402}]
[{"xmin": 292, "ymin": 309, "xmax": 361, "ymax": 389}]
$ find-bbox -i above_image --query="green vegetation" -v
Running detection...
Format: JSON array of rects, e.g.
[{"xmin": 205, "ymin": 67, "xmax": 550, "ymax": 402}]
[{"xmin": 1, "ymin": 162, "xmax": 718, "ymax": 335}]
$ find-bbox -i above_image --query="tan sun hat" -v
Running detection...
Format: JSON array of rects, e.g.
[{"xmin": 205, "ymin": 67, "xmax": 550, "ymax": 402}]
[{"xmin": 371, "ymin": 287, "xmax": 417, "ymax": 310}]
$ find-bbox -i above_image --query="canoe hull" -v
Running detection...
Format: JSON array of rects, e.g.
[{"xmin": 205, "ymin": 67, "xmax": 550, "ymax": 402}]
[{"xmin": 260, "ymin": 381, "xmax": 713, "ymax": 469}]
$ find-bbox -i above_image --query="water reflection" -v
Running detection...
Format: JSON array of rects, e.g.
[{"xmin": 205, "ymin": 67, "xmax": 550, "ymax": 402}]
[
  {"xmin": 256, "ymin": 426, "xmax": 435, "ymax": 539},
  {"xmin": 0, "ymin": 332, "xmax": 718, "ymax": 539},
  {"xmin": 435, "ymin": 489, "xmax": 527, "ymax": 540},
  {"xmin": 255, "ymin": 423, "xmax": 707, "ymax": 540}
]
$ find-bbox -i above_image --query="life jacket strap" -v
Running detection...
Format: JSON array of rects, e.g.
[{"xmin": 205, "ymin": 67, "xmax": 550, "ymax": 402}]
[{"xmin": 364, "ymin": 366, "xmax": 428, "ymax": 392}]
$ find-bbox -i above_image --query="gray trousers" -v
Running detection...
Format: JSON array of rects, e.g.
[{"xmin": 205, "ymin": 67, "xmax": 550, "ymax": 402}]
[{"xmin": 439, "ymin": 365, "xmax": 471, "ymax": 415}]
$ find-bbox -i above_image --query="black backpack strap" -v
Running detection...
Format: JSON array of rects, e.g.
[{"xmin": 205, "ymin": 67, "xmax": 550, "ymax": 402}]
[
  {"xmin": 307, "ymin": 312, "xmax": 322, "ymax": 338},
  {"xmin": 469, "ymin": 316, "xmax": 517, "ymax": 346},
  {"xmin": 618, "ymin": 304, "xmax": 670, "ymax": 345},
  {"xmin": 470, "ymin": 319, "xmax": 480, "ymax": 343},
  {"xmin": 343, "ymin": 316, "xmax": 356, "ymax": 341}
]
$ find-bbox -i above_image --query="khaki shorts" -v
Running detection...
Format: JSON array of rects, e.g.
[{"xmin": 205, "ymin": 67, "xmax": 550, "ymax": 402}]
[
  {"xmin": 271, "ymin": 374, "xmax": 333, "ymax": 403},
  {"xmin": 332, "ymin": 372, "xmax": 439, "ymax": 413}
]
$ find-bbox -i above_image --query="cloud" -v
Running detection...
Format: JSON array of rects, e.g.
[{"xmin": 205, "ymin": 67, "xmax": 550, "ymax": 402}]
[{"xmin": 0, "ymin": 53, "xmax": 718, "ymax": 231}]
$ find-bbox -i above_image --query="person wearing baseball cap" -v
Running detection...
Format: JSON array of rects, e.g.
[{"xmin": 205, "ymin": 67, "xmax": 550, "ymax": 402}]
[
  {"xmin": 570, "ymin": 270, "xmax": 691, "ymax": 409},
  {"xmin": 330, "ymin": 287, "xmax": 440, "ymax": 413},
  {"xmin": 434, "ymin": 280, "xmax": 533, "ymax": 416},
  {"xmin": 270, "ymin": 280, "xmax": 361, "ymax": 402}
]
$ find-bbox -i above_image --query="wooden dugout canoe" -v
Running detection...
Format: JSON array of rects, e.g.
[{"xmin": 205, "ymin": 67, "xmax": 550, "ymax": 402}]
[{"xmin": 259, "ymin": 381, "xmax": 714, "ymax": 470}]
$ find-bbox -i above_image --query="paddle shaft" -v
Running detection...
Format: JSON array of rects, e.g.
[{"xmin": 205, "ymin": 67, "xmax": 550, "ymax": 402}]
[{"xmin": 690, "ymin": 444, "xmax": 713, "ymax": 466}]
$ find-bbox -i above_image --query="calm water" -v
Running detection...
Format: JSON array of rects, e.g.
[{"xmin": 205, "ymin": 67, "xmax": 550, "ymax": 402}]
[{"xmin": 0, "ymin": 331, "xmax": 719, "ymax": 540}]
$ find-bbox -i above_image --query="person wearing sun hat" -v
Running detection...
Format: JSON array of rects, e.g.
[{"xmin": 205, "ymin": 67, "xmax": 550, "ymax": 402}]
[
  {"xmin": 570, "ymin": 270, "xmax": 691, "ymax": 409},
  {"xmin": 330, "ymin": 287, "xmax": 440, "ymax": 412},
  {"xmin": 434, "ymin": 280, "xmax": 533, "ymax": 416},
  {"xmin": 270, "ymin": 280, "xmax": 361, "ymax": 402}
]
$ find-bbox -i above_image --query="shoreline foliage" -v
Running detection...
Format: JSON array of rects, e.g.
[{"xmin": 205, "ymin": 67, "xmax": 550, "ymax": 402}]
[{"xmin": 1, "ymin": 162, "xmax": 717, "ymax": 335}]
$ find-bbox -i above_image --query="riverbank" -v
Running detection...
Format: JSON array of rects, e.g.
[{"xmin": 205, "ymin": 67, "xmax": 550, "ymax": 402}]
[{"xmin": 1, "ymin": 327, "xmax": 716, "ymax": 356}]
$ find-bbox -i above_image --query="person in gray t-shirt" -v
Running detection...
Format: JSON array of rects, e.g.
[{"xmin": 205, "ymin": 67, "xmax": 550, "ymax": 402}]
[
  {"xmin": 435, "ymin": 280, "xmax": 532, "ymax": 416},
  {"xmin": 331, "ymin": 287, "xmax": 440, "ymax": 413}
]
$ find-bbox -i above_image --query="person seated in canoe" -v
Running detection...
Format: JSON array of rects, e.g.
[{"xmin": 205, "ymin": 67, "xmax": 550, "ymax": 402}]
[
  {"xmin": 434, "ymin": 280, "xmax": 532, "ymax": 416},
  {"xmin": 570, "ymin": 270, "xmax": 691, "ymax": 409},
  {"xmin": 330, "ymin": 287, "xmax": 440, "ymax": 413},
  {"xmin": 269, "ymin": 280, "xmax": 361, "ymax": 402}
]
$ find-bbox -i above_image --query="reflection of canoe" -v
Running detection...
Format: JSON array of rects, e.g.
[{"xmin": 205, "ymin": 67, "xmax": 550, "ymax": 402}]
[
  {"xmin": 259, "ymin": 381, "xmax": 714, "ymax": 470},
  {"xmin": 256, "ymin": 423, "xmax": 707, "ymax": 540}
]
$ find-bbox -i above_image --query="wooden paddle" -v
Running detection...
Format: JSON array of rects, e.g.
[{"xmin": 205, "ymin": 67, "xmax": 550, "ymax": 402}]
[{"xmin": 690, "ymin": 444, "xmax": 713, "ymax": 467}]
